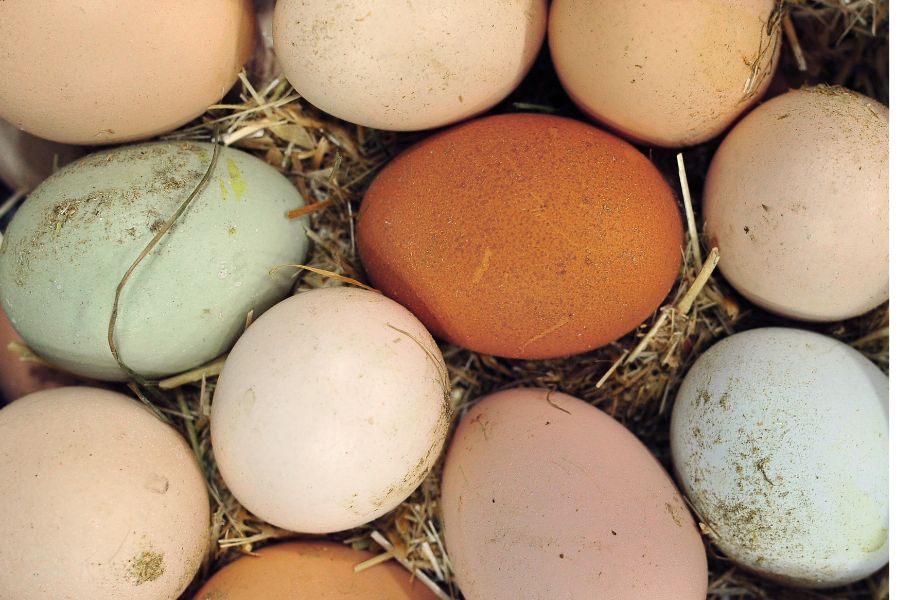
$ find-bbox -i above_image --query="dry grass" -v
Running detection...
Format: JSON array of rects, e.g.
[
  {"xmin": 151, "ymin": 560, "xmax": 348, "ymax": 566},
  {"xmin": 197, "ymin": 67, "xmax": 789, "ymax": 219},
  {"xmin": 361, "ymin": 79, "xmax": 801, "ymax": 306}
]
[{"xmin": 3, "ymin": 1, "xmax": 886, "ymax": 598}]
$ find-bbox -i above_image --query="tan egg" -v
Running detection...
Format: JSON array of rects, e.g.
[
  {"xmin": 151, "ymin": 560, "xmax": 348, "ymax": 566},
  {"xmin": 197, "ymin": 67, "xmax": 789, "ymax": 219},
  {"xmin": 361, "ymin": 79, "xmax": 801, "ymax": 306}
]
[
  {"xmin": 0, "ymin": 387, "xmax": 210, "ymax": 599},
  {"xmin": 0, "ymin": 1, "xmax": 255, "ymax": 145},
  {"xmin": 0, "ymin": 303, "xmax": 77, "ymax": 403},
  {"xmin": 0, "ymin": 119, "xmax": 83, "ymax": 192},
  {"xmin": 273, "ymin": 0, "xmax": 546, "ymax": 130},
  {"xmin": 549, "ymin": 0, "xmax": 780, "ymax": 147},
  {"xmin": 703, "ymin": 87, "xmax": 888, "ymax": 321},
  {"xmin": 211, "ymin": 287, "xmax": 450, "ymax": 534},
  {"xmin": 441, "ymin": 388, "xmax": 708, "ymax": 599},
  {"xmin": 194, "ymin": 541, "xmax": 437, "ymax": 599}
]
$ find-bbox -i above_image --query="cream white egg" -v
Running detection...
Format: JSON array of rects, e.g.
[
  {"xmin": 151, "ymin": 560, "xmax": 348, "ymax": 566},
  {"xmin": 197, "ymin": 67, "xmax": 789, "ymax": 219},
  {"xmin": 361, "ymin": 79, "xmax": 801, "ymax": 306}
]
[
  {"xmin": 671, "ymin": 328, "xmax": 888, "ymax": 587},
  {"xmin": 210, "ymin": 287, "xmax": 450, "ymax": 533}
]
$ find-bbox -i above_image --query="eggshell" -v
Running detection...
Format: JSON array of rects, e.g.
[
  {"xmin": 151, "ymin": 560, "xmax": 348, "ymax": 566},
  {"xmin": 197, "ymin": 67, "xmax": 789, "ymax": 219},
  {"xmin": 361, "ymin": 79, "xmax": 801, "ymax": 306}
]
[
  {"xmin": 211, "ymin": 287, "xmax": 450, "ymax": 533},
  {"xmin": 671, "ymin": 328, "xmax": 888, "ymax": 587},
  {"xmin": 0, "ymin": 387, "xmax": 210, "ymax": 600},
  {"xmin": 0, "ymin": 142, "xmax": 309, "ymax": 381},
  {"xmin": 703, "ymin": 87, "xmax": 888, "ymax": 321},
  {"xmin": 273, "ymin": 0, "xmax": 546, "ymax": 131},
  {"xmin": 549, "ymin": 0, "xmax": 780, "ymax": 147},
  {"xmin": 0, "ymin": 304, "xmax": 77, "ymax": 402},
  {"xmin": 441, "ymin": 388, "xmax": 707, "ymax": 599},
  {"xmin": 0, "ymin": 1, "xmax": 254, "ymax": 144},
  {"xmin": 194, "ymin": 541, "xmax": 437, "ymax": 599},
  {"xmin": 358, "ymin": 113, "xmax": 683, "ymax": 359},
  {"xmin": 0, "ymin": 118, "xmax": 83, "ymax": 193}
]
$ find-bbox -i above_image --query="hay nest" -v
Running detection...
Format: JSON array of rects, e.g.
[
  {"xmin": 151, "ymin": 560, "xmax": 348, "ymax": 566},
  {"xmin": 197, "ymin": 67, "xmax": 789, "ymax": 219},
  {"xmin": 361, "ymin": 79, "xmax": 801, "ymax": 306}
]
[{"xmin": 7, "ymin": 1, "xmax": 888, "ymax": 598}]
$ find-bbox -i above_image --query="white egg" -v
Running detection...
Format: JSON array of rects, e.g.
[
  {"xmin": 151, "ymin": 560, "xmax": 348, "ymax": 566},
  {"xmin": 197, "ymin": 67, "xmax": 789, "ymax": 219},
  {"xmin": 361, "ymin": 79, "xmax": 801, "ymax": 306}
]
[
  {"xmin": 670, "ymin": 328, "xmax": 888, "ymax": 587},
  {"xmin": 210, "ymin": 287, "xmax": 450, "ymax": 533}
]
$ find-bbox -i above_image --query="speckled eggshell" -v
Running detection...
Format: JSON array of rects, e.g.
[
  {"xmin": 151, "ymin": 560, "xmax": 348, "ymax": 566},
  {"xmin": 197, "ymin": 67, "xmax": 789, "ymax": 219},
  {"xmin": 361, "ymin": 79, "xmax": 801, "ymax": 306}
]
[
  {"xmin": 671, "ymin": 328, "xmax": 888, "ymax": 587},
  {"xmin": 441, "ymin": 388, "xmax": 708, "ymax": 599},
  {"xmin": 0, "ymin": 304, "xmax": 78, "ymax": 403},
  {"xmin": 0, "ymin": 387, "xmax": 210, "ymax": 600},
  {"xmin": 194, "ymin": 541, "xmax": 437, "ymax": 599},
  {"xmin": 0, "ymin": 118, "xmax": 83, "ymax": 192},
  {"xmin": 358, "ymin": 113, "xmax": 683, "ymax": 359},
  {"xmin": 549, "ymin": 0, "xmax": 779, "ymax": 147},
  {"xmin": 0, "ymin": 1, "xmax": 254, "ymax": 145},
  {"xmin": 703, "ymin": 87, "xmax": 888, "ymax": 321},
  {"xmin": 0, "ymin": 142, "xmax": 309, "ymax": 381},
  {"xmin": 273, "ymin": 0, "xmax": 546, "ymax": 131},
  {"xmin": 210, "ymin": 287, "xmax": 450, "ymax": 534}
]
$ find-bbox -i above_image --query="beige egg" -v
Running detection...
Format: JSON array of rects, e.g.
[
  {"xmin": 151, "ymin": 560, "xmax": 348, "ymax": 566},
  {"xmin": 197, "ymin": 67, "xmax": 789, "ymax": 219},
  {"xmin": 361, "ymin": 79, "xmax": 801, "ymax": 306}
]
[
  {"xmin": 273, "ymin": 0, "xmax": 546, "ymax": 131},
  {"xmin": 0, "ymin": 387, "xmax": 210, "ymax": 599},
  {"xmin": 703, "ymin": 87, "xmax": 888, "ymax": 321},
  {"xmin": 0, "ymin": 119, "xmax": 83, "ymax": 192},
  {"xmin": 441, "ymin": 388, "xmax": 708, "ymax": 599},
  {"xmin": 549, "ymin": 0, "xmax": 780, "ymax": 147},
  {"xmin": 0, "ymin": 1, "xmax": 254, "ymax": 144},
  {"xmin": 211, "ymin": 287, "xmax": 450, "ymax": 534}
]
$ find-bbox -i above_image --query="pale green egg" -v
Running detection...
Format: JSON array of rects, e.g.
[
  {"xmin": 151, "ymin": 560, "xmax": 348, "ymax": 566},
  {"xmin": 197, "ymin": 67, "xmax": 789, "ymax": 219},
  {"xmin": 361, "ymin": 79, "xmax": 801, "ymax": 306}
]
[{"xmin": 0, "ymin": 142, "xmax": 309, "ymax": 381}]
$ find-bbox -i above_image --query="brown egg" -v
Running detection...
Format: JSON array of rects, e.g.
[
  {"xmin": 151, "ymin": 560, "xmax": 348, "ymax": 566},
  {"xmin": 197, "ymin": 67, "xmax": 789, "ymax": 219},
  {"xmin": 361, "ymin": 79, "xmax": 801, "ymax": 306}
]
[
  {"xmin": 0, "ymin": 1, "xmax": 255, "ymax": 145},
  {"xmin": 194, "ymin": 542, "xmax": 438, "ymax": 599},
  {"xmin": 358, "ymin": 113, "xmax": 683, "ymax": 359},
  {"xmin": 549, "ymin": 0, "xmax": 780, "ymax": 147},
  {"xmin": 441, "ymin": 388, "xmax": 708, "ymax": 599},
  {"xmin": 0, "ymin": 387, "xmax": 210, "ymax": 600},
  {"xmin": 0, "ymin": 304, "xmax": 77, "ymax": 403}
]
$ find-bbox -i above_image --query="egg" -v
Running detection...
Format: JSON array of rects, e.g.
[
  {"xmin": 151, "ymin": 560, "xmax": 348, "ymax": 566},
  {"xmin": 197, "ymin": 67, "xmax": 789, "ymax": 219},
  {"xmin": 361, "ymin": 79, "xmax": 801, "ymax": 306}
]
[
  {"xmin": 0, "ymin": 387, "xmax": 210, "ymax": 600},
  {"xmin": 0, "ymin": 1, "xmax": 254, "ymax": 144},
  {"xmin": 441, "ymin": 388, "xmax": 707, "ymax": 599},
  {"xmin": 549, "ymin": 0, "xmax": 780, "ymax": 147},
  {"xmin": 211, "ymin": 287, "xmax": 450, "ymax": 533},
  {"xmin": 670, "ymin": 328, "xmax": 888, "ymax": 587},
  {"xmin": 194, "ymin": 541, "xmax": 437, "ymax": 599},
  {"xmin": 358, "ymin": 113, "xmax": 683, "ymax": 359},
  {"xmin": 703, "ymin": 87, "xmax": 888, "ymax": 321},
  {"xmin": 0, "ymin": 142, "xmax": 309, "ymax": 381},
  {"xmin": 0, "ymin": 304, "xmax": 77, "ymax": 402},
  {"xmin": 0, "ymin": 118, "xmax": 83, "ymax": 193},
  {"xmin": 273, "ymin": 0, "xmax": 546, "ymax": 131}
]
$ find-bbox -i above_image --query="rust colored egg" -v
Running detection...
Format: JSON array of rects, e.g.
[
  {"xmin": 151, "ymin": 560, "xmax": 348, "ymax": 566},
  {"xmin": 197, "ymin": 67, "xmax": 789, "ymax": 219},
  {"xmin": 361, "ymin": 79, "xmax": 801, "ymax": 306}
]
[
  {"xmin": 194, "ymin": 541, "xmax": 437, "ymax": 599},
  {"xmin": 358, "ymin": 113, "xmax": 683, "ymax": 359}
]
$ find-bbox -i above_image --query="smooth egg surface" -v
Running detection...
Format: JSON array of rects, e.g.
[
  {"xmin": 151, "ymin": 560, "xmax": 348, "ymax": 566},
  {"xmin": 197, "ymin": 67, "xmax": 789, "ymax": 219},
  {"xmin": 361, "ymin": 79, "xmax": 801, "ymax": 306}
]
[
  {"xmin": 703, "ymin": 87, "xmax": 888, "ymax": 321},
  {"xmin": 441, "ymin": 388, "xmax": 708, "ymax": 599},
  {"xmin": 194, "ymin": 541, "xmax": 437, "ymax": 599},
  {"xmin": 0, "ymin": 387, "xmax": 209, "ymax": 600},
  {"xmin": 549, "ymin": 0, "xmax": 779, "ymax": 147},
  {"xmin": 671, "ymin": 328, "xmax": 888, "ymax": 587},
  {"xmin": 211, "ymin": 287, "xmax": 450, "ymax": 534},
  {"xmin": 0, "ymin": 0, "xmax": 254, "ymax": 144},
  {"xmin": 0, "ymin": 142, "xmax": 309, "ymax": 381},
  {"xmin": 273, "ymin": 0, "xmax": 546, "ymax": 130},
  {"xmin": 359, "ymin": 113, "xmax": 683, "ymax": 359}
]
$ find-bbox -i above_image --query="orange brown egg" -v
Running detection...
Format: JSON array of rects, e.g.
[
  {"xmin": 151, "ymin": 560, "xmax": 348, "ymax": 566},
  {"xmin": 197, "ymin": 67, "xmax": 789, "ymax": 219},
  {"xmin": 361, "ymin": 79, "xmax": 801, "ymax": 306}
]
[
  {"xmin": 194, "ymin": 541, "xmax": 437, "ymax": 599},
  {"xmin": 358, "ymin": 113, "xmax": 683, "ymax": 359}
]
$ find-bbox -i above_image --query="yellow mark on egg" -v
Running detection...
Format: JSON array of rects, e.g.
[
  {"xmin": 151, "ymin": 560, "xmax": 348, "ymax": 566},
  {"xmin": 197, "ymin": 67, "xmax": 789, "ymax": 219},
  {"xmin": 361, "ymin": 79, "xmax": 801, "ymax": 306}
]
[
  {"xmin": 469, "ymin": 248, "xmax": 493, "ymax": 285},
  {"xmin": 218, "ymin": 179, "xmax": 228, "ymax": 201},
  {"xmin": 226, "ymin": 158, "xmax": 247, "ymax": 200}
]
